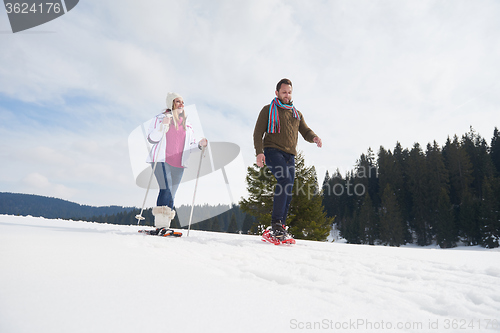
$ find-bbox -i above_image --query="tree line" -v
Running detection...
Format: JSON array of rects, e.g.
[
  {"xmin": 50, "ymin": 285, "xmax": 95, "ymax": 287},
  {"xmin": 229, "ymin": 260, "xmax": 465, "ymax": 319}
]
[
  {"xmin": 322, "ymin": 127, "xmax": 500, "ymax": 248},
  {"xmin": 0, "ymin": 192, "xmax": 255, "ymax": 234},
  {"xmin": 0, "ymin": 192, "xmax": 135, "ymax": 219},
  {"xmin": 71, "ymin": 204, "xmax": 255, "ymax": 234}
]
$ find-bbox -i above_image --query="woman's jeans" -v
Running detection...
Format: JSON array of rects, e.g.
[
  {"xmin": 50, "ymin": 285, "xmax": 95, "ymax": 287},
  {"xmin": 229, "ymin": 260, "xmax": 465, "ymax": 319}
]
[
  {"xmin": 152, "ymin": 162, "xmax": 184, "ymax": 208},
  {"xmin": 264, "ymin": 148, "xmax": 295, "ymax": 225}
]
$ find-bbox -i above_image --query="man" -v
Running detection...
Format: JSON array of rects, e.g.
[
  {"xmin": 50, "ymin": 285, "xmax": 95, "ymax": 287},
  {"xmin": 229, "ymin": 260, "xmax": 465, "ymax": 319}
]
[{"xmin": 253, "ymin": 78, "xmax": 322, "ymax": 242}]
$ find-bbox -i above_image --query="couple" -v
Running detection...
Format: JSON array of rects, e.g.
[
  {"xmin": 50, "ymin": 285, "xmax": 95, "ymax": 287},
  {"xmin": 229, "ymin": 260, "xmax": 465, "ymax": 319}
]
[{"xmin": 148, "ymin": 79, "xmax": 322, "ymax": 242}]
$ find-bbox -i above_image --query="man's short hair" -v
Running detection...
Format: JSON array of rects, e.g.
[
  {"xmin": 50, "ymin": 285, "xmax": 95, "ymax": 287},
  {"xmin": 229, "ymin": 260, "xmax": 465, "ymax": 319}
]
[{"xmin": 276, "ymin": 78, "xmax": 293, "ymax": 92}]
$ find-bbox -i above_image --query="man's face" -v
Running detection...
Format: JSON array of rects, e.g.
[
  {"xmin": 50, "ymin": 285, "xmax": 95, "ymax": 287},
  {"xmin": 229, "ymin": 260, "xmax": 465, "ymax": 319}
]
[{"xmin": 275, "ymin": 84, "xmax": 293, "ymax": 104}]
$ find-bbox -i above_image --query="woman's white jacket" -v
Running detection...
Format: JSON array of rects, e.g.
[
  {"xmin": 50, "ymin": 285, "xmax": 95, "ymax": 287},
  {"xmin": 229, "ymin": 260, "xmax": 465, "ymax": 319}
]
[{"xmin": 146, "ymin": 112, "xmax": 199, "ymax": 167}]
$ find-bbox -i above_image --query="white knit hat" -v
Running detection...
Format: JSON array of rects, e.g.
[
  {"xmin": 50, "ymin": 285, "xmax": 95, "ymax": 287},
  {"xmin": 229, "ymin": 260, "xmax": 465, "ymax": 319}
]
[{"xmin": 166, "ymin": 92, "xmax": 183, "ymax": 110}]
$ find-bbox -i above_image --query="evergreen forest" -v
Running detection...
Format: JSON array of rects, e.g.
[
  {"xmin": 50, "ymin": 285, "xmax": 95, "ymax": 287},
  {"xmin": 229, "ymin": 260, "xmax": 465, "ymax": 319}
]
[{"xmin": 322, "ymin": 127, "xmax": 500, "ymax": 248}]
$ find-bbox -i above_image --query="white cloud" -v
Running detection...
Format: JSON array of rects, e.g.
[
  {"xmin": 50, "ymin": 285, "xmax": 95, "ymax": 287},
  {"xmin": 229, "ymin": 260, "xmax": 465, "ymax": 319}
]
[
  {"xmin": 22, "ymin": 172, "xmax": 51, "ymax": 188},
  {"xmin": 21, "ymin": 172, "xmax": 78, "ymax": 199}
]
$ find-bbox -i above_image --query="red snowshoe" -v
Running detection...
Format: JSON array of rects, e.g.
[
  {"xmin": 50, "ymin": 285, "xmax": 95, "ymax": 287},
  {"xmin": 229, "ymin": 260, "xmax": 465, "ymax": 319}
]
[{"xmin": 261, "ymin": 226, "xmax": 295, "ymax": 245}]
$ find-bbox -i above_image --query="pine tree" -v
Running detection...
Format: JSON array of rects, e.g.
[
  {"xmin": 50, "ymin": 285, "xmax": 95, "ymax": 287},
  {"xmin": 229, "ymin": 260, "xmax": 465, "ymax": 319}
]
[
  {"xmin": 462, "ymin": 127, "xmax": 495, "ymax": 198},
  {"xmin": 287, "ymin": 152, "xmax": 333, "ymax": 241},
  {"xmin": 342, "ymin": 212, "xmax": 361, "ymax": 244},
  {"xmin": 322, "ymin": 169, "xmax": 348, "ymax": 222},
  {"xmin": 377, "ymin": 146, "xmax": 394, "ymax": 201},
  {"xmin": 322, "ymin": 170, "xmax": 330, "ymax": 191},
  {"xmin": 355, "ymin": 149, "xmax": 379, "ymax": 206},
  {"xmin": 408, "ymin": 143, "xmax": 431, "ymax": 245},
  {"xmin": 241, "ymin": 214, "xmax": 255, "ymax": 234},
  {"xmin": 211, "ymin": 217, "xmax": 222, "ymax": 232},
  {"xmin": 435, "ymin": 188, "xmax": 457, "ymax": 248},
  {"xmin": 239, "ymin": 163, "xmax": 276, "ymax": 232},
  {"xmin": 443, "ymin": 135, "xmax": 473, "ymax": 206},
  {"xmin": 227, "ymin": 213, "xmax": 238, "ymax": 233},
  {"xmin": 479, "ymin": 177, "xmax": 500, "ymax": 248},
  {"xmin": 379, "ymin": 184, "xmax": 405, "ymax": 246},
  {"xmin": 358, "ymin": 191, "xmax": 377, "ymax": 244},
  {"xmin": 458, "ymin": 191, "xmax": 480, "ymax": 245},
  {"xmin": 392, "ymin": 142, "xmax": 411, "ymax": 221},
  {"xmin": 425, "ymin": 141, "xmax": 451, "ymax": 236},
  {"xmin": 490, "ymin": 127, "xmax": 500, "ymax": 175}
]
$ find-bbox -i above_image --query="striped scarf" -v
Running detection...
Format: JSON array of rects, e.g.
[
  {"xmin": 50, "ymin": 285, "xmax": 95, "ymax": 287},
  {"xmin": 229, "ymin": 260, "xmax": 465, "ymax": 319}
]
[{"xmin": 267, "ymin": 97, "xmax": 300, "ymax": 133}]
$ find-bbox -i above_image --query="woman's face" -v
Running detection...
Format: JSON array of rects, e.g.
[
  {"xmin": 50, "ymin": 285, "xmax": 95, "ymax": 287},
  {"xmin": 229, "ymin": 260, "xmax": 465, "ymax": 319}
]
[{"xmin": 173, "ymin": 97, "xmax": 184, "ymax": 110}]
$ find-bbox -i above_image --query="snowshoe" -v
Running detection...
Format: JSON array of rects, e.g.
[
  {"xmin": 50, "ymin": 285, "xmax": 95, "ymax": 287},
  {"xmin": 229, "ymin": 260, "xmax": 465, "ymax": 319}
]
[
  {"xmin": 138, "ymin": 228, "xmax": 182, "ymax": 237},
  {"xmin": 160, "ymin": 229, "xmax": 182, "ymax": 237},
  {"xmin": 261, "ymin": 226, "xmax": 295, "ymax": 245}
]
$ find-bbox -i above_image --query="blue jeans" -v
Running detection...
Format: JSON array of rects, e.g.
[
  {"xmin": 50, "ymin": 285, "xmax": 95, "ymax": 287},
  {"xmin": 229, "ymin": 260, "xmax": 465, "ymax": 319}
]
[
  {"xmin": 152, "ymin": 162, "xmax": 184, "ymax": 208},
  {"xmin": 264, "ymin": 148, "xmax": 295, "ymax": 225}
]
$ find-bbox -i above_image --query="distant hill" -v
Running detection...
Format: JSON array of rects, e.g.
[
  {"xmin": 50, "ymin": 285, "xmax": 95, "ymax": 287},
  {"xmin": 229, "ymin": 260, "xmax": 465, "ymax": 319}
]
[
  {"xmin": 0, "ymin": 192, "xmax": 135, "ymax": 220},
  {"xmin": 0, "ymin": 192, "xmax": 255, "ymax": 233}
]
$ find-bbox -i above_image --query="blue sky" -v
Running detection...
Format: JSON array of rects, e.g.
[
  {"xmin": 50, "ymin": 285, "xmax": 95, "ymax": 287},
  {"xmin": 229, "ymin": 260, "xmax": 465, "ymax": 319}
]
[{"xmin": 1, "ymin": 0, "xmax": 500, "ymax": 207}]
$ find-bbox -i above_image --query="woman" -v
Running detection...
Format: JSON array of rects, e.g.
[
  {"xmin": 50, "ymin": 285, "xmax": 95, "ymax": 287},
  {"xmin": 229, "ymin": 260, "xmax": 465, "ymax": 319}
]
[{"xmin": 147, "ymin": 92, "xmax": 207, "ymax": 232}]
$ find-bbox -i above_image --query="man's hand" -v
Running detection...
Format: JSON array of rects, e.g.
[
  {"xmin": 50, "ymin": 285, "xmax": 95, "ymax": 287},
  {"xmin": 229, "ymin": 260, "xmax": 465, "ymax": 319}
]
[
  {"xmin": 256, "ymin": 153, "xmax": 265, "ymax": 168},
  {"xmin": 313, "ymin": 136, "xmax": 322, "ymax": 148}
]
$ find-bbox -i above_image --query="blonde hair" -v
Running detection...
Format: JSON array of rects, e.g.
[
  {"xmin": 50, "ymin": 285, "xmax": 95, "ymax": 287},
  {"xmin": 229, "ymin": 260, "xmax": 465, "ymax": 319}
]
[
  {"xmin": 166, "ymin": 98, "xmax": 187, "ymax": 131},
  {"xmin": 171, "ymin": 108, "xmax": 187, "ymax": 130}
]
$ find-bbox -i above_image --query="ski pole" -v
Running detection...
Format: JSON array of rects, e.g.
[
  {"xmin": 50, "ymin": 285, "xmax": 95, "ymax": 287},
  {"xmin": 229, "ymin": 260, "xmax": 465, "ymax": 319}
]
[
  {"xmin": 187, "ymin": 145, "xmax": 206, "ymax": 237},
  {"xmin": 135, "ymin": 120, "xmax": 169, "ymax": 225}
]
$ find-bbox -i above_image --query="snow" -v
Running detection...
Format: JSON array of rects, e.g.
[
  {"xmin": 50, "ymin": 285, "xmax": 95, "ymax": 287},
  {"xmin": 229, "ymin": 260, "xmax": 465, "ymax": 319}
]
[{"xmin": 1, "ymin": 215, "xmax": 499, "ymax": 333}]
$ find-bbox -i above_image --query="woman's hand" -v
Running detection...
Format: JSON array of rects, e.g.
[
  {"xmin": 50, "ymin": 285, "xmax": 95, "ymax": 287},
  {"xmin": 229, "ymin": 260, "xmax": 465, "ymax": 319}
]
[
  {"xmin": 199, "ymin": 138, "xmax": 208, "ymax": 147},
  {"xmin": 162, "ymin": 115, "xmax": 172, "ymax": 125}
]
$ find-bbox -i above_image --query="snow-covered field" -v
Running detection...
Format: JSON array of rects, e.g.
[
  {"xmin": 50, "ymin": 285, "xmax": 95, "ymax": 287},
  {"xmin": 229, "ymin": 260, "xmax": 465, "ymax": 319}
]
[{"xmin": 1, "ymin": 215, "xmax": 499, "ymax": 333}]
